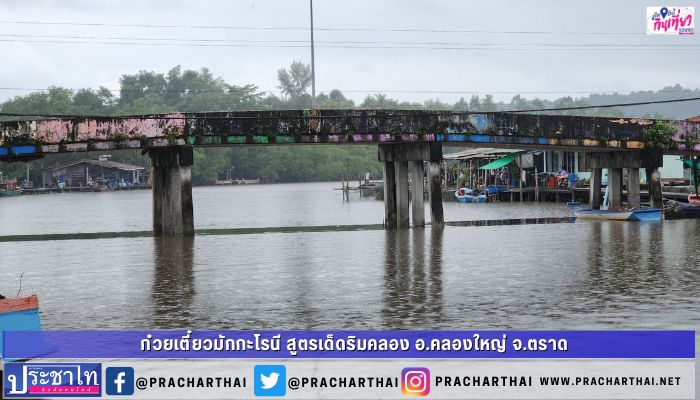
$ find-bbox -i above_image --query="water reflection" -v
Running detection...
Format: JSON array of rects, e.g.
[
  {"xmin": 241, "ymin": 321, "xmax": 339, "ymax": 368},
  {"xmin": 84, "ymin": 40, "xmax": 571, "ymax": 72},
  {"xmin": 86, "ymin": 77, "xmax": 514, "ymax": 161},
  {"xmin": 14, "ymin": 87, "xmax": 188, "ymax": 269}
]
[
  {"xmin": 382, "ymin": 228, "xmax": 444, "ymax": 328},
  {"xmin": 583, "ymin": 222, "xmax": 673, "ymax": 311},
  {"xmin": 151, "ymin": 236, "xmax": 195, "ymax": 328}
]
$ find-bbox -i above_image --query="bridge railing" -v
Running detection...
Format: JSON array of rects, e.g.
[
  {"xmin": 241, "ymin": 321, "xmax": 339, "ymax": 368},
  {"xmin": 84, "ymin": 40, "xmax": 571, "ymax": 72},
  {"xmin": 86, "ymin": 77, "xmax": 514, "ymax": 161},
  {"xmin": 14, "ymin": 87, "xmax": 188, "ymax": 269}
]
[{"xmin": 1, "ymin": 110, "xmax": 699, "ymax": 158}]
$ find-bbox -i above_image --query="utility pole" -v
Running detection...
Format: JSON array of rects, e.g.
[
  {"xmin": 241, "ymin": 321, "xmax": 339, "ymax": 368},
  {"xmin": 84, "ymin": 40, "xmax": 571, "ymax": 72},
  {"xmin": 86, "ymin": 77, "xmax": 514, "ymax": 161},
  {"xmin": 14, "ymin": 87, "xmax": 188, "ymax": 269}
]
[{"xmin": 309, "ymin": 0, "xmax": 316, "ymax": 108}]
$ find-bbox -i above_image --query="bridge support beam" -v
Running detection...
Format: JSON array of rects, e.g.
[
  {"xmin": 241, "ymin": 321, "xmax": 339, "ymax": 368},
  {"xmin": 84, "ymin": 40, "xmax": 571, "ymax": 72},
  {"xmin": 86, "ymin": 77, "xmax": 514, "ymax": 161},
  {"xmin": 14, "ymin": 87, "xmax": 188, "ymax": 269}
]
[
  {"xmin": 586, "ymin": 151, "xmax": 652, "ymax": 210},
  {"xmin": 627, "ymin": 168, "xmax": 641, "ymax": 209},
  {"xmin": 382, "ymin": 161, "xmax": 397, "ymax": 228},
  {"xmin": 410, "ymin": 161, "xmax": 425, "ymax": 227},
  {"xmin": 150, "ymin": 146, "xmax": 194, "ymax": 236},
  {"xmin": 589, "ymin": 168, "xmax": 602, "ymax": 209},
  {"xmin": 379, "ymin": 143, "xmax": 442, "ymax": 229},
  {"xmin": 646, "ymin": 167, "xmax": 663, "ymax": 209},
  {"xmin": 396, "ymin": 161, "xmax": 410, "ymax": 229},
  {"xmin": 608, "ymin": 168, "xmax": 623, "ymax": 208},
  {"xmin": 428, "ymin": 161, "xmax": 444, "ymax": 227}
]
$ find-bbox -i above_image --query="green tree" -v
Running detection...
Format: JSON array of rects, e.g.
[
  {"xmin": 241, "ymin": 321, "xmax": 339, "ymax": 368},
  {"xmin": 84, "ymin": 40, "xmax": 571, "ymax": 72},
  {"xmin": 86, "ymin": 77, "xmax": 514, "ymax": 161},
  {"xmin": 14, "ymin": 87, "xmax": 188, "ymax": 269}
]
[
  {"xmin": 361, "ymin": 93, "xmax": 400, "ymax": 109},
  {"xmin": 481, "ymin": 94, "xmax": 497, "ymax": 111},
  {"xmin": 468, "ymin": 95, "xmax": 481, "ymax": 112},
  {"xmin": 509, "ymin": 94, "xmax": 529, "ymax": 111},
  {"xmin": 453, "ymin": 97, "xmax": 469, "ymax": 112},
  {"xmin": 277, "ymin": 61, "xmax": 312, "ymax": 105}
]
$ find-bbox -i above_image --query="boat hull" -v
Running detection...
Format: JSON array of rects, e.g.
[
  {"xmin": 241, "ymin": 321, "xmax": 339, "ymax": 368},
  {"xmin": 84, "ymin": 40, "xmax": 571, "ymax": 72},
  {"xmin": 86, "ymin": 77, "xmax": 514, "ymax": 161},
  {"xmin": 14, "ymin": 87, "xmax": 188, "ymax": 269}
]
[
  {"xmin": 455, "ymin": 188, "xmax": 487, "ymax": 203},
  {"xmin": 665, "ymin": 200, "xmax": 700, "ymax": 218},
  {"xmin": 455, "ymin": 194, "xmax": 487, "ymax": 203},
  {"xmin": 0, "ymin": 190, "xmax": 22, "ymax": 197},
  {"xmin": 0, "ymin": 295, "xmax": 42, "ymax": 360},
  {"xmin": 575, "ymin": 208, "xmax": 662, "ymax": 221},
  {"xmin": 457, "ymin": 194, "xmax": 486, "ymax": 203}
]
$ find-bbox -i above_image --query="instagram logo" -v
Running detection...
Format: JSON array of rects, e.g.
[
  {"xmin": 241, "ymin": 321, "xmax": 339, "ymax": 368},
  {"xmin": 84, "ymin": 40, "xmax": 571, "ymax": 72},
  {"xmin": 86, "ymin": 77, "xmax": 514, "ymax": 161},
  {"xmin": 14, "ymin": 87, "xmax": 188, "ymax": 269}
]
[{"xmin": 401, "ymin": 367, "xmax": 430, "ymax": 396}]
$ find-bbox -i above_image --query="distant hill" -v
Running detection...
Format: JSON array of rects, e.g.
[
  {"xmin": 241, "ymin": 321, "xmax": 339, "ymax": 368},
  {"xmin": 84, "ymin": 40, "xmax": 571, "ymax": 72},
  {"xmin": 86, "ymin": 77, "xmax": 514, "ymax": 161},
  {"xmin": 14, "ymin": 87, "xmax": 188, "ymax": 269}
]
[{"xmin": 495, "ymin": 85, "xmax": 700, "ymax": 119}]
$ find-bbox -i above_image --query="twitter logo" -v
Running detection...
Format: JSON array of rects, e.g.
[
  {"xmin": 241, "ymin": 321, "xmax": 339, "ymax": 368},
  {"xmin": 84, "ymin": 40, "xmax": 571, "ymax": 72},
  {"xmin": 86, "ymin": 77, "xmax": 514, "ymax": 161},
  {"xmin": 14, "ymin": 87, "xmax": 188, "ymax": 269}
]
[{"xmin": 254, "ymin": 365, "xmax": 286, "ymax": 396}]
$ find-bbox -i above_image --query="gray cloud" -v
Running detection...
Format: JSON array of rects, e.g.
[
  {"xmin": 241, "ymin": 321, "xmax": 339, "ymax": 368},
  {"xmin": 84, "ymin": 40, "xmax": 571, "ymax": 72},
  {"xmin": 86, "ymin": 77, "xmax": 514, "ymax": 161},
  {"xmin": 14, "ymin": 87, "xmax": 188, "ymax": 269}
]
[{"xmin": 0, "ymin": 0, "xmax": 698, "ymax": 104}]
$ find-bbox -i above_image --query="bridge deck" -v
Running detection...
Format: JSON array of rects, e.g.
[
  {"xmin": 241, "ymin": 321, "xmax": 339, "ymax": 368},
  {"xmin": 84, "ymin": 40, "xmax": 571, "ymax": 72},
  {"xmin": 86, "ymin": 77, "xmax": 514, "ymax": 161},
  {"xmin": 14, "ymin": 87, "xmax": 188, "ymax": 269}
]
[{"xmin": 1, "ymin": 110, "xmax": 699, "ymax": 161}]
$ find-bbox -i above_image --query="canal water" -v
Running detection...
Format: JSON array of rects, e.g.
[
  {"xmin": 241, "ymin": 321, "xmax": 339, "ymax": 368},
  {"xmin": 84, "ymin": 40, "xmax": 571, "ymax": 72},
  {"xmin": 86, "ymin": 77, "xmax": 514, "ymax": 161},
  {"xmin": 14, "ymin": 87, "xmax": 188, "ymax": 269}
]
[{"xmin": 0, "ymin": 182, "xmax": 698, "ymax": 359}]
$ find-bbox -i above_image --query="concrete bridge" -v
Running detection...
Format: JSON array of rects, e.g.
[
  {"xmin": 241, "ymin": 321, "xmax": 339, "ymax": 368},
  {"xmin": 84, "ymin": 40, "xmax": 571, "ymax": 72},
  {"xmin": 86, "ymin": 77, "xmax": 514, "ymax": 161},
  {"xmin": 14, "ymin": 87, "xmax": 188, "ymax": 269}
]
[{"xmin": 1, "ymin": 110, "xmax": 699, "ymax": 235}]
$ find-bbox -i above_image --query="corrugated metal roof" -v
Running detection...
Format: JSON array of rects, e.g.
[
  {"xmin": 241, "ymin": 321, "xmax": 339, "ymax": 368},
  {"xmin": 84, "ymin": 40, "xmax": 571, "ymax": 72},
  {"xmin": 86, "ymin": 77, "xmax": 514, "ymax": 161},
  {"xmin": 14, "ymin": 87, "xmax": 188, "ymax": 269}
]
[{"xmin": 45, "ymin": 159, "xmax": 145, "ymax": 172}]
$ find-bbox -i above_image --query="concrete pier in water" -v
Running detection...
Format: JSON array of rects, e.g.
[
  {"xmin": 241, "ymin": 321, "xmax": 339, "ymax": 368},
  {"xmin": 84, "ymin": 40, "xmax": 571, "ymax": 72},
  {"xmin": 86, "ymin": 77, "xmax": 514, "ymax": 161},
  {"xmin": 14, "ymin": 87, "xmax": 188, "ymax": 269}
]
[
  {"xmin": 586, "ymin": 151, "xmax": 662, "ymax": 210},
  {"xmin": 379, "ymin": 143, "xmax": 443, "ymax": 229},
  {"xmin": 149, "ymin": 146, "xmax": 194, "ymax": 236}
]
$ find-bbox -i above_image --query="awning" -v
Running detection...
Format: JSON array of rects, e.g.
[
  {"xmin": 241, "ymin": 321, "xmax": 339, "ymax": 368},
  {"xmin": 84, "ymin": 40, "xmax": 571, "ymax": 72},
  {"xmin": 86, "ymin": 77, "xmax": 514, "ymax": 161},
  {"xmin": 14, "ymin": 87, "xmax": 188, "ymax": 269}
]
[
  {"xmin": 478, "ymin": 154, "xmax": 518, "ymax": 170},
  {"xmin": 684, "ymin": 160, "xmax": 700, "ymax": 171}
]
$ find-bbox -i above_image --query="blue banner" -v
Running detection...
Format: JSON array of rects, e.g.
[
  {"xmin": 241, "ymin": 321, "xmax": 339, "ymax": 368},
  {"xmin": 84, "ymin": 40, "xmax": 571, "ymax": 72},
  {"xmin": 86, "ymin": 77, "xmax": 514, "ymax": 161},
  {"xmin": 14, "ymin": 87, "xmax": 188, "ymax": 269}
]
[{"xmin": 3, "ymin": 330, "xmax": 694, "ymax": 359}]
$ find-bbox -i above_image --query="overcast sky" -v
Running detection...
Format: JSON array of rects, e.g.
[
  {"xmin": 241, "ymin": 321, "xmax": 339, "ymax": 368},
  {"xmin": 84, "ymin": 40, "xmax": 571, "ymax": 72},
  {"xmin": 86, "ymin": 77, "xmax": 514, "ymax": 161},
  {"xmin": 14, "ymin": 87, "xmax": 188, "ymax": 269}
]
[{"xmin": 0, "ymin": 0, "xmax": 698, "ymax": 104}]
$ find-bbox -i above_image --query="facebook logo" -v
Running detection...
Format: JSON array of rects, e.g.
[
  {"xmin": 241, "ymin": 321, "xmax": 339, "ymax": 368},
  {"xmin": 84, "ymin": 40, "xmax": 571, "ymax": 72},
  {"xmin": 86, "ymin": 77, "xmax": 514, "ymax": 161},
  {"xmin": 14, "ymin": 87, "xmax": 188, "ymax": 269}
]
[{"xmin": 105, "ymin": 367, "xmax": 134, "ymax": 396}]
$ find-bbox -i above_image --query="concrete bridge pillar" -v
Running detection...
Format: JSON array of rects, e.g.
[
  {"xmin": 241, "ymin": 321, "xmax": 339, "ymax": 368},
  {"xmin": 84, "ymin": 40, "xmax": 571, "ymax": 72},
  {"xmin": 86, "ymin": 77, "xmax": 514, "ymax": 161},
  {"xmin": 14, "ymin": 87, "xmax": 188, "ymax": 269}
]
[
  {"xmin": 587, "ymin": 152, "xmax": 650, "ymax": 210},
  {"xmin": 646, "ymin": 167, "xmax": 663, "ymax": 209},
  {"xmin": 410, "ymin": 161, "xmax": 425, "ymax": 227},
  {"xmin": 428, "ymin": 161, "xmax": 444, "ymax": 227},
  {"xmin": 608, "ymin": 168, "xmax": 623, "ymax": 208},
  {"xmin": 627, "ymin": 168, "xmax": 641, "ymax": 209},
  {"xmin": 379, "ymin": 143, "xmax": 442, "ymax": 229},
  {"xmin": 589, "ymin": 168, "xmax": 602, "ymax": 209},
  {"xmin": 382, "ymin": 161, "xmax": 397, "ymax": 228},
  {"xmin": 395, "ymin": 161, "xmax": 410, "ymax": 229},
  {"xmin": 149, "ymin": 146, "xmax": 194, "ymax": 236}
]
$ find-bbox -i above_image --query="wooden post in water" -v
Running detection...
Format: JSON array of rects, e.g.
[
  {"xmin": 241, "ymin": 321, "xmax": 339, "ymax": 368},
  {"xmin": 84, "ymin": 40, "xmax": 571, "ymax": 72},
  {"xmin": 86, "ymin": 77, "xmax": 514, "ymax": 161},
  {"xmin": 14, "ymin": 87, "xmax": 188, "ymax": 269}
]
[
  {"xmin": 589, "ymin": 168, "xmax": 602, "ymax": 209},
  {"xmin": 518, "ymin": 156, "xmax": 523, "ymax": 203},
  {"xmin": 535, "ymin": 166, "xmax": 539, "ymax": 202}
]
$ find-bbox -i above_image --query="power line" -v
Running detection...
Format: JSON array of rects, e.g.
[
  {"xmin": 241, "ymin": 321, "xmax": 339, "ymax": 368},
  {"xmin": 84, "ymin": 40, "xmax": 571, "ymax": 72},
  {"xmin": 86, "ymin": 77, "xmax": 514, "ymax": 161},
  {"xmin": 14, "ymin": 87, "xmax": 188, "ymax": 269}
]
[
  {"xmin": 1, "ymin": 96, "xmax": 699, "ymax": 119},
  {"xmin": 0, "ymin": 20, "xmax": 646, "ymax": 35},
  {"xmin": 507, "ymin": 96, "xmax": 700, "ymax": 113},
  {"xmin": 1, "ymin": 38, "xmax": 697, "ymax": 51},
  {"xmin": 1, "ymin": 34, "xmax": 697, "ymax": 48}
]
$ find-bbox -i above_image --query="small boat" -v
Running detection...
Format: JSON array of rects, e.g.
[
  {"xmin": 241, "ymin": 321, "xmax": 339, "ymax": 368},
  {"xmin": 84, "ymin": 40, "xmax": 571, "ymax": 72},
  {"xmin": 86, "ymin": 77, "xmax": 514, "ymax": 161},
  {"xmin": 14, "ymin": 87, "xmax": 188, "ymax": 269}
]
[
  {"xmin": 0, "ymin": 294, "xmax": 43, "ymax": 361},
  {"xmin": 0, "ymin": 178, "xmax": 22, "ymax": 197},
  {"xmin": 575, "ymin": 208, "xmax": 662, "ymax": 221},
  {"xmin": 567, "ymin": 201, "xmax": 582, "ymax": 210},
  {"xmin": 455, "ymin": 188, "xmax": 487, "ymax": 203},
  {"xmin": 0, "ymin": 188, "xmax": 22, "ymax": 197},
  {"xmin": 688, "ymin": 194, "xmax": 700, "ymax": 206},
  {"xmin": 664, "ymin": 199, "xmax": 700, "ymax": 218}
]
